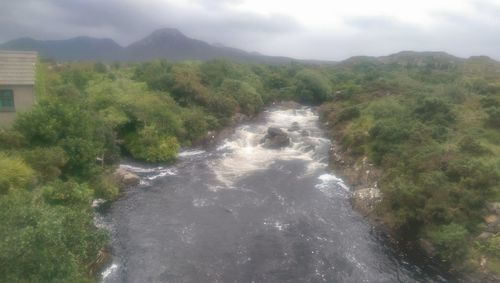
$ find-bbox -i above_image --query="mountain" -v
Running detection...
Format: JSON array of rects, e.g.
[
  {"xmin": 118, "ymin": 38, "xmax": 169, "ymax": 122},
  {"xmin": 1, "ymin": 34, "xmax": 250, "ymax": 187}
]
[
  {"xmin": 0, "ymin": 36, "xmax": 123, "ymax": 61},
  {"xmin": 0, "ymin": 28, "xmax": 294, "ymax": 64},
  {"xmin": 378, "ymin": 51, "xmax": 464, "ymax": 65},
  {"xmin": 337, "ymin": 50, "xmax": 500, "ymax": 68}
]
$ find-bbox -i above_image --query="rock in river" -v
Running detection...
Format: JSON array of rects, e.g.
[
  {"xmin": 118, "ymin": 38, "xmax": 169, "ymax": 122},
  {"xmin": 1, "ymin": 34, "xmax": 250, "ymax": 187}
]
[
  {"xmin": 113, "ymin": 168, "xmax": 140, "ymax": 188},
  {"xmin": 260, "ymin": 127, "xmax": 290, "ymax": 149},
  {"xmin": 288, "ymin": 122, "xmax": 300, "ymax": 132}
]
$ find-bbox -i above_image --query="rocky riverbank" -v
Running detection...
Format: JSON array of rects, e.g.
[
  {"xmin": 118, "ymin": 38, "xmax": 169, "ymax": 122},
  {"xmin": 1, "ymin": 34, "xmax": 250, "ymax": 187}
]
[{"xmin": 320, "ymin": 110, "xmax": 500, "ymax": 283}]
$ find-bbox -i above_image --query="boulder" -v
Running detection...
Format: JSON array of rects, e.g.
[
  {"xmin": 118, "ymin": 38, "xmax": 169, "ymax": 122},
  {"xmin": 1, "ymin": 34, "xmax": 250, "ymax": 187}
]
[
  {"xmin": 487, "ymin": 202, "xmax": 500, "ymax": 215},
  {"xmin": 201, "ymin": 128, "xmax": 235, "ymax": 148},
  {"xmin": 484, "ymin": 214, "xmax": 498, "ymax": 224},
  {"xmin": 288, "ymin": 122, "xmax": 300, "ymax": 132},
  {"xmin": 113, "ymin": 168, "xmax": 140, "ymax": 188},
  {"xmin": 419, "ymin": 238, "xmax": 437, "ymax": 257},
  {"xmin": 260, "ymin": 127, "xmax": 290, "ymax": 149},
  {"xmin": 486, "ymin": 222, "xmax": 500, "ymax": 233},
  {"xmin": 232, "ymin": 113, "xmax": 249, "ymax": 125},
  {"xmin": 477, "ymin": 232, "xmax": 494, "ymax": 241},
  {"xmin": 483, "ymin": 207, "xmax": 500, "ymax": 233},
  {"xmin": 352, "ymin": 187, "xmax": 382, "ymax": 216}
]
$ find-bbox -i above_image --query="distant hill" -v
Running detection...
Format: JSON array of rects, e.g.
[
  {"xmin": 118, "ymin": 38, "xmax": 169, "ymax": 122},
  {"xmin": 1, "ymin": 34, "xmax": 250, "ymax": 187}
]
[
  {"xmin": 0, "ymin": 28, "xmax": 294, "ymax": 64},
  {"xmin": 338, "ymin": 50, "xmax": 500, "ymax": 69},
  {"xmin": 0, "ymin": 36, "xmax": 123, "ymax": 61}
]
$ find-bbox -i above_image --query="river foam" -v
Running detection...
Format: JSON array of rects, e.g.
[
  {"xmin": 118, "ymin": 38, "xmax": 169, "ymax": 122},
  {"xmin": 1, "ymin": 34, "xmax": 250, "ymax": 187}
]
[{"xmin": 210, "ymin": 107, "xmax": 333, "ymax": 188}]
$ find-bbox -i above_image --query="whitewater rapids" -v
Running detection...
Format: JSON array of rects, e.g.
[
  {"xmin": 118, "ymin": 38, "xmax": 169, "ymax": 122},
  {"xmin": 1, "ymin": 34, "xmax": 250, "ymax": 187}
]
[{"xmin": 98, "ymin": 106, "xmax": 450, "ymax": 283}]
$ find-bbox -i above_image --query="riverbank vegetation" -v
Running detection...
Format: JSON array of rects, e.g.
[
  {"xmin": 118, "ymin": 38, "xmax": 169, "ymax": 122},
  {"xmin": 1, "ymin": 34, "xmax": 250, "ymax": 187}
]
[
  {"xmin": 319, "ymin": 53, "xmax": 500, "ymax": 277},
  {"xmin": 0, "ymin": 58, "xmax": 328, "ymax": 281},
  {"xmin": 1, "ymin": 52, "xmax": 499, "ymax": 280}
]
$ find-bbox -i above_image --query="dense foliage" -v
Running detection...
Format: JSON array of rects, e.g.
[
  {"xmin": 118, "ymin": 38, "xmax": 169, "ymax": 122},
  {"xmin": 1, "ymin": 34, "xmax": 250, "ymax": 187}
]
[
  {"xmin": 319, "ymin": 55, "xmax": 500, "ymax": 274},
  {"xmin": 1, "ymin": 53, "xmax": 499, "ymax": 280}
]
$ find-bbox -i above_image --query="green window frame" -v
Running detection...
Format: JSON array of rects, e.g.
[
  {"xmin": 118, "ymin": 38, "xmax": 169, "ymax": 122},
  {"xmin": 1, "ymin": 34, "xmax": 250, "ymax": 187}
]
[{"xmin": 0, "ymin": 89, "xmax": 15, "ymax": 112}]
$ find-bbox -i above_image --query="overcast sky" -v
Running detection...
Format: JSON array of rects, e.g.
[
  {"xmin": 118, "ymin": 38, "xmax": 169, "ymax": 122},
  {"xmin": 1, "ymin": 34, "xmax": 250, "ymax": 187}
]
[{"xmin": 1, "ymin": 0, "xmax": 499, "ymax": 60}]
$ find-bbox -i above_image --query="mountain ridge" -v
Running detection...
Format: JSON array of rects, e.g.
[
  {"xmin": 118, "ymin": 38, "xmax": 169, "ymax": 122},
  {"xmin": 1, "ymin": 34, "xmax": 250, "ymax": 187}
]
[
  {"xmin": 0, "ymin": 28, "xmax": 295, "ymax": 64},
  {"xmin": 1, "ymin": 29, "xmax": 497, "ymax": 65}
]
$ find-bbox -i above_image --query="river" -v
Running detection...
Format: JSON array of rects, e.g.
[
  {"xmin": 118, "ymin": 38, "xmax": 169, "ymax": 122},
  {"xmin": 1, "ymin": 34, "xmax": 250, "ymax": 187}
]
[{"xmin": 97, "ymin": 106, "xmax": 451, "ymax": 283}]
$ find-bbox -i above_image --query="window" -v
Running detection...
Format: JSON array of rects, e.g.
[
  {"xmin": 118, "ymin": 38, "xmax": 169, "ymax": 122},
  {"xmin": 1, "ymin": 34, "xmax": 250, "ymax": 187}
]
[{"xmin": 0, "ymin": 89, "xmax": 15, "ymax": 112}]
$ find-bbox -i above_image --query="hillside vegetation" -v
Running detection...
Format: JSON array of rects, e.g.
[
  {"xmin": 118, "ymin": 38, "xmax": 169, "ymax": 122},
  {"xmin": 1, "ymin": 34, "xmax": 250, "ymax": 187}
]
[
  {"xmin": 0, "ymin": 52, "xmax": 499, "ymax": 280},
  {"xmin": 319, "ymin": 52, "xmax": 500, "ymax": 276}
]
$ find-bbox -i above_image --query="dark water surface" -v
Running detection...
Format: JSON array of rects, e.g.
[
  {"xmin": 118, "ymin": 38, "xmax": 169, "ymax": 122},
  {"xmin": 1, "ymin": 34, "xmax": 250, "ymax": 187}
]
[{"xmin": 98, "ymin": 107, "xmax": 452, "ymax": 283}]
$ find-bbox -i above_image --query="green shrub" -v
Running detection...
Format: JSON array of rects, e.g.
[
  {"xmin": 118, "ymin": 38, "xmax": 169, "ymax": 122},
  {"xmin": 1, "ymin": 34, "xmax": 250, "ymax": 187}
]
[
  {"xmin": 124, "ymin": 126, "xmax": 179, "ymax": 162},
  {"xmin": 481, "ymin": 234, "xmax": 500, "ymax": 257},
  {"xmin": 200, "ymin": 59, "xmax": 232, "ymax": 87},
  {"xmin": 21, "ymin": 147, "xmax": 68, "ymax": 183},
  {"xmin": 43, "ymin": 180, "xmax": 93, "ymax": 206},
  {"xmin": 446, "ymin": 159, "xmax": 498, "ymax": 189},
  {"xmin": 14, "ymin": 97, "xmax": 103, "ymax": 179},
  {"xmin": 381, "ymin": 175, "xmax": 425, "ymax": 230},
  {"xmin": 414, "ymin": 97, "xmax": 455, "ymax": 125},
  {"xmin": 479, "ymin": 97, "xmax": 500, "ymax": 108},
  {"xmin": 59, "ymin": 137, "xmax": 100, "ymax": 179},
  {"xmin": 206, "ymin": 93, "xmax": 238, "ymax": 121},
  {"xmin": 0, "ymin": 191, "xmax": 106, "ymax": 282},
  {"xmin": 219, "ymin": 79, "xmax": 263, "ymax": 115},
  {"xmin": 0, "ymin": 153, "xmax": 35, "ymax": 194},
  {"xmin": 428, "ymin": 223, "xmax": 469, "ymax": 263},
  {"xmin": 485, "ymin": 107, "xmax": 500, "ymax": 128},
  {"xmin": 293, "ymin": 69, "xmax": 332, "ymax": 103},
  {"xmin": 458, "ymin": 136, "xmax": 489, "ymax": 155},
  {"xmin": 181, "ymin": 107, "xmax": 209, "ymax": 143},
  {"xmin": 0, "ymin": 129, "xmax": 26, "ymax": 149},
  {"xmin": 164, "ymin": 63, "xmax": 209, "ymax": 105},
  {"xmin": 335, "ymin": 106, "xmax": 360, "ymax": 124},
  {"xmin": 92, "ymin": 176, "xmax": 119, "ymax": 200}
]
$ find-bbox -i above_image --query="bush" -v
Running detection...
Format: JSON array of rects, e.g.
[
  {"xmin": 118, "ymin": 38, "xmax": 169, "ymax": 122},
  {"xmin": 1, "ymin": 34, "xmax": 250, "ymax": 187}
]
[
  {"xmin": 458, "ymin": 136, "xmax": 488, "ymax": 155},
  {"xmin": 59, "ymin": 137, "xmax": 100, "ymax": 179},
  {"xmin": 200, "ymin": 59, "xmax": 232, "ymax": 87},
  {"xmin": 21, "ymin": 147, "xmax": 68, "ymax": 183},
  {"xmin": 206, "ymin": 94, "xmax": 238, "ymax": 123},
  {"xmin": 219, "ymin": 79, "xmax": 263, "ymax": 115},
  {"xmin": 0, "ymin": 191, "xmax": 107, "ymax": 282},
  {"xmin": 294, "ymin": 69, "xmax": 331, "ymax": 103},
  {"xmin": 428, "ymin": 223, "xmax": 469, "ymax": 263},
  {"xmin": 92, "ymin": 176, "xmax": 119, "ymax": 200},
  {"xmin": 481, "ymin": 234, "xmax": 500, "ymax": 257},
  {"xmin": 181, "ymin": 107, "xmax": 209, "ymax": 143},
  {"xmin": 43, "ymin": 180, "xmax": 93, "ymax": 206},
  {"xmin": 414, "ymin": 97, "xmax": 455, "ymax": 125},
  {"xmin": 485, "ymin": 107, "xmax": 500, "ymax": 128},
  {"xmin": 381, "ymin": 175, "xmax": 425, "ymax": 230},
  {"xmin": 14, "ymin": 97, "xmax": 103, "ymax": 179},
  {"xmin": 124, "ymin": 126, "xmax": 179, "ymax": 162},
  {"xmin": 369, "ymin": 119, "xmax": 412, "ymax": 164},
  {"xmin": 479, "ymin": 97, "xmax": 500, "ymax": 108},
  {"xmin": 0, "ymin": 129, "xmax": 26, "ymax": 149},
  {"xmin": 164, "ymin": 64, "xmax": 209, "ymax": 105},
  {"xmin": 335, "ymin": 106, "xmax": 360, "ymax": 124},
  {"xmin": 0, "ymin": 153, "xmax": 35, "ymax": 194}
]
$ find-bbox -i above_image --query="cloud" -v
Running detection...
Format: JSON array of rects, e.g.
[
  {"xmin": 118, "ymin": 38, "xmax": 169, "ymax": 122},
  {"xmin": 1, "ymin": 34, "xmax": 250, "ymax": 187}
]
[{"xmin": 0, "ymin": 0, "xmax": 499, "ymax": 60}]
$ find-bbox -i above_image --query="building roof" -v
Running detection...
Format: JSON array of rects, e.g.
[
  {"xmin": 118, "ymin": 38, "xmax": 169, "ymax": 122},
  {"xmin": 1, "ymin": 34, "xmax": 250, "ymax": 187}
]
[{"xmin": 0, "ymin": 50, "xmax": 37, "ymax": 85}]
